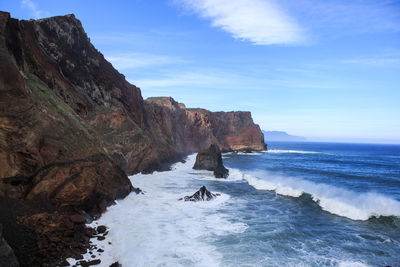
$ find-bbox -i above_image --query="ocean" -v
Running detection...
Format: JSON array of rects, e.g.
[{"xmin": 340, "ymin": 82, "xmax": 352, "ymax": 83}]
[{"xmin": 73, "ymin": 142, "xmax": 400, "ymax": 266}]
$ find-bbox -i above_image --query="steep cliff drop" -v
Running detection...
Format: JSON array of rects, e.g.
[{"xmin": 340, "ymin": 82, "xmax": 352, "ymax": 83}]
[{"xmin": 0, "ymin": 11, "xmax": 266, "ymax": 265}]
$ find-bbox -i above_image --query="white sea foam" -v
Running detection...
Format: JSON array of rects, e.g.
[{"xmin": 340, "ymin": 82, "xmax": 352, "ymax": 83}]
[
  {"xmin": 76, "ymin": 155, "xmax": 247, "ymax": 267},
  {"xmin": 338, "ymin": 260, "xmax": 370, "ymax": 267},
  {"xmin": 223, "ymin": 152, "xmax": 263, "ymax": 156},
  {"xmin": 242, "ymin": 169, "xmax": 400, "ymax": 221},
  {"xmin": 194, "ymin": 168, "xmax": 245, "ymax": 182},
  {"xmin": 266, "ymin": 149, "xmax": 321, "ymax": 154},
  {"xmin": 236, "ymin": 152, "xmax": 263, "ymax": 156}
]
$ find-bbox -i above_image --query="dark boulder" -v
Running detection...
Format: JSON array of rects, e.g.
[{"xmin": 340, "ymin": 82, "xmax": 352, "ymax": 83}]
[
  {"xmin": 96, "ymin": 225, "xmax": 107, "ymax": 234},
  {"xmin": 193, "ymin": 144, "xmax": 229, "ymax": 178},
  {"xmin": 0, "ymin": 224, "xmax": 19, "ymax": 267},
  {"xmin": 180, "ymin": 186, "xmax": 220, "ymax": 202},
  {"xmin": 79, "ymin": 259, "xmax": 101, "ymax": 266}
]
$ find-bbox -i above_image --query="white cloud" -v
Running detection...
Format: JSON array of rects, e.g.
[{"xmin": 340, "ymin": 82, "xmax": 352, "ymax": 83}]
[
  {"xmin": 105, "ymin": 53, "xmax": 186, "ymax": 70},
  {"xmin": 175, "ymin": 0, "xmax": 306, "ymax": 45},
  {"xmin": 21, "ymin": 0, "xmax": 43, "ymax": 19}
]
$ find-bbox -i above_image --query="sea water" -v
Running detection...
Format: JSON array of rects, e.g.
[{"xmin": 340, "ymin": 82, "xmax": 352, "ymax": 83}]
[{"xmin": 78, "ymin": 142, "xmax": 400, "ymax": 266}]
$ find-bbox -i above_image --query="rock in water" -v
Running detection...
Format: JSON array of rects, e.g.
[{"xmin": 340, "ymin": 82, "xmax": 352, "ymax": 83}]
[
  {"xmin": 213, "ymin": 165, "xmax": 229, "ymax": 178},
  {"xmin": 0, "ymin": 224, "xmax": 19, "ymax": 267},
  {"xmin": 193, "ymin": 144, "xmax": 229, "ymax": 178},
  {"xmin": 181, "ymin": 186, "xmax": 219, "ymax": 202}
]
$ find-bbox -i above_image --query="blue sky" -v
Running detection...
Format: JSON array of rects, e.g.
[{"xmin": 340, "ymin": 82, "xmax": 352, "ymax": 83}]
[{"xmin": 2, "ymin": 0, "xmax": 400, "ymax": 143}]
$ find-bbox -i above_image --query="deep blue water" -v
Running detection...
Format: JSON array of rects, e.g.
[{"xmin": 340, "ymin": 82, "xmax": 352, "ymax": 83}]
[{"xmin": 198, "ymin": 142, "xmax": 400, "ymax": 266}]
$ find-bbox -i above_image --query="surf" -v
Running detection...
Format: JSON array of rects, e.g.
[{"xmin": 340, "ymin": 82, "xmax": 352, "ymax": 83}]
[
  {"xmin": 240, "ymin": 169, "xmax": 400, "ymax": 221},
  {"xmin": 72, "ymin": 155, "xmax": 247, "ymax": 266}
]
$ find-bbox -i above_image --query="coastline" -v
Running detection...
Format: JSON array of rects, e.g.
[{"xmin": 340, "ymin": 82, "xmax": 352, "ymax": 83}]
[
  {"xmin": 69, "ymin": 155, "xmax": 244, "ymax": 266},
  {"xmin": 79, "ymin": 147, "xmax": 400, "ymax": 266},
  {"xmin": 1, "ymin": 9, "xmax": 398, "ymax": 266}
]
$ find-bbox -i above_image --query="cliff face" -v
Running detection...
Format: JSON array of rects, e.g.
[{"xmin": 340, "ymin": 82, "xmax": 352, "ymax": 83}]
[
  {"xmin": 143, "ymin": 97, "xmax": 266, "ymax": 167},
  {"xmin": 0, "ymin": 11, "xmax": 134, "ymax": 210},
  {"xmin": 186, "ymin": 108, "xmax": 266, "ymax": 152},
  {"xmin": 0, "ymin": 11, "xmax": 266, "ymax": 265},
  {"xmin": 0, "ymin": 12, "xmax": 135, "ymax": 265}
]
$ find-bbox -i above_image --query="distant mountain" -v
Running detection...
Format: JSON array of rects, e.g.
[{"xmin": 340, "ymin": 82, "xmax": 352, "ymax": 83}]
[{"xmin": 263, "ymin": 131, "xmax": 306, "ymax": 142}]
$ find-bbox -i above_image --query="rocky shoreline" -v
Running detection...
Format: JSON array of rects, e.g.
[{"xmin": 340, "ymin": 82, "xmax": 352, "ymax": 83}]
[{"xmin": 0, "ymin": 11, "xmax": 266, "ymax": 266}]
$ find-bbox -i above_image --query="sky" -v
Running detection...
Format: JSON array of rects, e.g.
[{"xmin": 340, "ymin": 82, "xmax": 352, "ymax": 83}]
[{"xmin": 2, "ymin": 0, "xmax": 400, "ymax": 143}]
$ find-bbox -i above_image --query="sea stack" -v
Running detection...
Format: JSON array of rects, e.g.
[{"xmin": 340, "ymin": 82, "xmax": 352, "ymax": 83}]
[{"xmin": 193, "ymin": 144, "xmax": 229, "ymax": 178}]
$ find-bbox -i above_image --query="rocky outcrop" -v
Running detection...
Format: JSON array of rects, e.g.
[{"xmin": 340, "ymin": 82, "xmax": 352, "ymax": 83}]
[
  {"xmin": 0, "ymin": 11, "xmax": 266, "ymax": 265},
  {"xmin": 193, "ymin": 144, "xmax": 229, "ymax": 178},
  {"xmin": 186, "ymin": 109, "xmax": 267, "ymax": 152},
  {"xmin": 0, "ymin": 224, "xmax": 19, "ymax": 267},
  {"xmin": 180, "ymin": 186, "xmax": 220, "ymax": 201}
]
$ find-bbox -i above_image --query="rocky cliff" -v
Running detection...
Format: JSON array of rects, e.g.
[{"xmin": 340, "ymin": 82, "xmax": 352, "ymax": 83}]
[
  {"xmin": 0, "ymin": 11, "xmax": 266, "ymax": 265},
  {"xmin": 145, "ymin": 97, "xmax": 266, "ymax": 157}
]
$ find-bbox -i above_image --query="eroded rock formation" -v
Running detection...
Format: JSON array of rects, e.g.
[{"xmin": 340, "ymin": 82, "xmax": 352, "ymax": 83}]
[{"xmin": 193, "ymin": 144, "xmax": 229, "ymax": 178}]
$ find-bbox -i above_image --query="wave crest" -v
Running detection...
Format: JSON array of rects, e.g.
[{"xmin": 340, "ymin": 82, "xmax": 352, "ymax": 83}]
[{"xmin": 240, "ymin": 169, "xmax": 400, "ymax": 221}]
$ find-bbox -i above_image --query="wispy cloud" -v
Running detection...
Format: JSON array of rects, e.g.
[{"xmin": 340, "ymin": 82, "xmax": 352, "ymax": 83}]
[
  {"xmin": 280, "ymin": 0, "xmax": 400, "ymax": 36},
  {"xmin": 174, "ymin": 0, "xmax": 306, "ymax": 45},
  {"xmin": 340, "ymin": 52, "xmax": 400, "ymax": 67},
  {"xmin": 341, "ymin": 58, "xmax": 400, "ymax": 67},
  {"xmin": 131, "ymin": 67, "xmax": 341, "ymax": 95},
  {"xmin": 105, "ymin": 53, "xmax": 186, "ymax": 70},
  {"xmin": 21, "ymin": 0, "xmax": 44, "ymax": 19},
  {"xmin": 131, "ymin": 70, "xmax": 238, "ymax": 90}
]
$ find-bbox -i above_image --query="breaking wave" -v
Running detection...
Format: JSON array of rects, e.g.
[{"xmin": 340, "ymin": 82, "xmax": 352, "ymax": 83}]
[
  {"xmin": 240, "ymin": 169, "xmax": 400, "ymax": 221},
  {"xmin": 75, "ymin": 155, "xmax": 247, "ymax": 266}
]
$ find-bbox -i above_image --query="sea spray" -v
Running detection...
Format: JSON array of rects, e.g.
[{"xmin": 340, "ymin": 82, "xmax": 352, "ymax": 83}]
[{"xmin": 80, "ymin": 155, "xmax": 247, "ymax": 266}]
